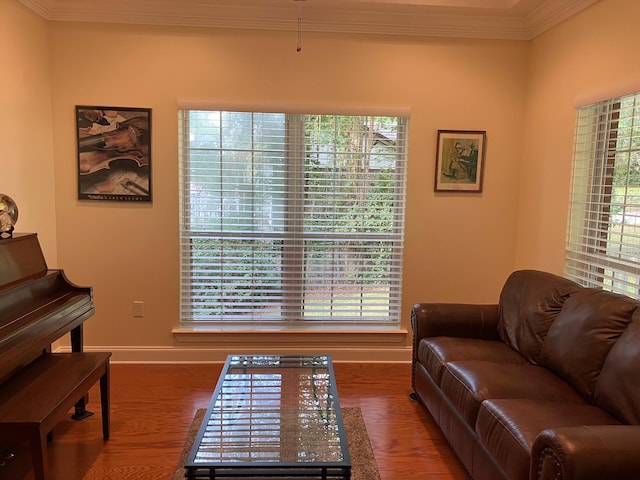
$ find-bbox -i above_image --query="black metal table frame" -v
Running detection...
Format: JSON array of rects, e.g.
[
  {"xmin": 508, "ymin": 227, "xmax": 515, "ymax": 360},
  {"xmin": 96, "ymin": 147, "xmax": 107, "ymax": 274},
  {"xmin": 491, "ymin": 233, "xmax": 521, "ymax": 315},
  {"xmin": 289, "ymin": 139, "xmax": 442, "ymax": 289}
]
[{"xmin": 184, "ymin": 354, "xmax": 351, "ymax": 480}]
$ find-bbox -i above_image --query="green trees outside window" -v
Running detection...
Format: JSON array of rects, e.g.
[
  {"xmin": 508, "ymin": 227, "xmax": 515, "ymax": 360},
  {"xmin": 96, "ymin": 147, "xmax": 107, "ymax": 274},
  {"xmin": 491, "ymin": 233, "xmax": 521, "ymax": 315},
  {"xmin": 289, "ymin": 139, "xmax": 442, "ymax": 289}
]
[{"xmin": 179, "ymin": 111, "xmax": 408, "ymax": 328}]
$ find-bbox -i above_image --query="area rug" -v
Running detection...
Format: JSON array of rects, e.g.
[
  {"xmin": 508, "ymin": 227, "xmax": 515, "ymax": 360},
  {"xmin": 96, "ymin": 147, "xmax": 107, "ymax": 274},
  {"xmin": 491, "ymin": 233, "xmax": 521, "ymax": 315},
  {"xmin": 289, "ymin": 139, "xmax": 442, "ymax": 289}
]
[{"xmin": 173, "ymin": 407, "xmax": 380, "ymax": 480}]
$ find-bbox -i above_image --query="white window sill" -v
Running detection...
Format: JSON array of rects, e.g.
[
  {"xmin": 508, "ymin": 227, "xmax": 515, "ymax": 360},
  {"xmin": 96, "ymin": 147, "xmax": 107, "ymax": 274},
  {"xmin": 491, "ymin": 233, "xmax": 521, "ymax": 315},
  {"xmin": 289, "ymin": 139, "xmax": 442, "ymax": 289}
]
[{"xmin": 172, "ymin": 327, "xmax": 409, "ymax": 345}]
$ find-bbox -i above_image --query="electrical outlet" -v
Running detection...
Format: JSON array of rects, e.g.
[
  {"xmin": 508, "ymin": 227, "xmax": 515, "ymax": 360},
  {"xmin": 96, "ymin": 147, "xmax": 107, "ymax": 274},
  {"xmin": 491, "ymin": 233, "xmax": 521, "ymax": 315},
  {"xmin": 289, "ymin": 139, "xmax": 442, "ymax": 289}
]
[{"xmin": 132, "ymin": 301, "xmax": 144, "ymax": 318}]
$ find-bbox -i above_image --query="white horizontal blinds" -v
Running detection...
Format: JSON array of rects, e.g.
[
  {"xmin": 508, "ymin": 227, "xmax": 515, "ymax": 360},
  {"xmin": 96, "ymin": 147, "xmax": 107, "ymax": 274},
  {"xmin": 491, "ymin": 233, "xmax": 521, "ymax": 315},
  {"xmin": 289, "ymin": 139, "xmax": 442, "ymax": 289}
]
[
  {"xmin": 565, "ymin": 93, "xmax": 640, "ymax": 298},
  {"xmin": 179, "ymin": 110, "xmax": 407, "ymax": 327}
]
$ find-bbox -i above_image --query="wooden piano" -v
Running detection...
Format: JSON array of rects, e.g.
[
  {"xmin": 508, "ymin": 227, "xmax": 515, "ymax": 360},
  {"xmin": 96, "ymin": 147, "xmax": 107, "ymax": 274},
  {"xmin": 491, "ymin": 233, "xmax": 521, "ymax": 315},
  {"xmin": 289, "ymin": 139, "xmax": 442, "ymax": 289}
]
[{"xmin": 0, "ymin": 233, "xmax": 111, "ymax": 480}]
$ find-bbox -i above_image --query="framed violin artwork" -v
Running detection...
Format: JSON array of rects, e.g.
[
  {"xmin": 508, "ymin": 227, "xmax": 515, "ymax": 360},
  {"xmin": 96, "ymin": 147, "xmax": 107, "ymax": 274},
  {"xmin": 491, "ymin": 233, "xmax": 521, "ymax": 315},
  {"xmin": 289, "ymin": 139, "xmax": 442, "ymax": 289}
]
[{"xmin": 76, "ymin": 106, "xmax": 152, "ymax": 202}]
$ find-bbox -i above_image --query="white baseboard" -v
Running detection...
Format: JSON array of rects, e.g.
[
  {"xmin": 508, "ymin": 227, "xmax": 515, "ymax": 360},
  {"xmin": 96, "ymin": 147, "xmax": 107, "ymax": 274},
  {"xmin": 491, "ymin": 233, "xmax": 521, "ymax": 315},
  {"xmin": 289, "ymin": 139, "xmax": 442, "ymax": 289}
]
[{"xmin": 54, "ymin": 345, "xmax": 412, "ymax": 363}]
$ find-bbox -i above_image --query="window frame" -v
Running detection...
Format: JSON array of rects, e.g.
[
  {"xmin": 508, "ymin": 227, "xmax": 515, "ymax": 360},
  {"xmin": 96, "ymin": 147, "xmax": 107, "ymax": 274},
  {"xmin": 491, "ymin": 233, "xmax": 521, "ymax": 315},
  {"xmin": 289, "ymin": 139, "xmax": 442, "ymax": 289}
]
[
  {"xmin": 178, "ymin": 109, "xmax": 409, "ymax": 329},
  {"xmin": 565, "ymin": 94, "xmax": 640, "ymax": 298}
]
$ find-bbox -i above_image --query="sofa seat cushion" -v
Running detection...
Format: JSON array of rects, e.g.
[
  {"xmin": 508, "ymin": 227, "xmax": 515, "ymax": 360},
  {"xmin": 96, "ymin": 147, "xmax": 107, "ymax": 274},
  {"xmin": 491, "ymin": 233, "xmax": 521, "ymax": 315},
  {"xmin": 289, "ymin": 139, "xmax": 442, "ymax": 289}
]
[
  {"xmin": 476, "ymin": 399, "xmax": 621, "ymax": 480},
  {"xmin": 418, "ymin": 337, "xmax": 527, "ymax": 385},
  {"xmin": 440, "ymin": 361, "xmax": 586, "ymax": 429}
]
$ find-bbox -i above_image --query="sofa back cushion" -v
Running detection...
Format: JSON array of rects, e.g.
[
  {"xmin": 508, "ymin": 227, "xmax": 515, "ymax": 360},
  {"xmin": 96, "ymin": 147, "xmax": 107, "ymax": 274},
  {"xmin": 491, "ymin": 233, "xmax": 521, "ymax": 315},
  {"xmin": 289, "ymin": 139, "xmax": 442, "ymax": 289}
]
[
  {"xmin": 594, "ymin": 309, "xmax": 640, "ymax": 424},
  {"xmin": 498, "ymin": 270, "xmax": 580, "ymax": 364},
  {"xmin": 540, "ymin": 289, "xmax": 638, "ymax": 401}
]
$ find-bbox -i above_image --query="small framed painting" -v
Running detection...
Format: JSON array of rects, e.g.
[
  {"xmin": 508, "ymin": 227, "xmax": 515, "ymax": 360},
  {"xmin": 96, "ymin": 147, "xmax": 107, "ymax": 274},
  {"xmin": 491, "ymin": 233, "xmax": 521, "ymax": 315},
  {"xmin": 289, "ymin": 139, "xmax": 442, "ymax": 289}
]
[
  {"xmin": 434, "ymin": 130, "xmax": 486, "ymax": 193},
  {"xmin": 76, "ymin": 105, "xmax": 152, "ymax": 202}
]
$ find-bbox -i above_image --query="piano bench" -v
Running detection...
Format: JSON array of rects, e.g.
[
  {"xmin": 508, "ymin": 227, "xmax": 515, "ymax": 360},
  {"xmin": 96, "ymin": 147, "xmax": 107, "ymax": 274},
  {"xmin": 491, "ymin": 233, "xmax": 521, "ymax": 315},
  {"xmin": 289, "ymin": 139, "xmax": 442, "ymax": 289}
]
[{"xmin": 0, "ymin": 352, "xmax": 111, "ymax": 480}]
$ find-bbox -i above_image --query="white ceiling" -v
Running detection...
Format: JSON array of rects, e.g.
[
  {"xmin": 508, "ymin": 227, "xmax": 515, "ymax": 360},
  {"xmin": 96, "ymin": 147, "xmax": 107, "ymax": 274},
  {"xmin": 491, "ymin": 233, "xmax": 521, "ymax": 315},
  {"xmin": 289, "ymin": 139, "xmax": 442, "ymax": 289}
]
[{"xmin": 19, "ymin": 0, "xmax": 598, "ymax": 40}]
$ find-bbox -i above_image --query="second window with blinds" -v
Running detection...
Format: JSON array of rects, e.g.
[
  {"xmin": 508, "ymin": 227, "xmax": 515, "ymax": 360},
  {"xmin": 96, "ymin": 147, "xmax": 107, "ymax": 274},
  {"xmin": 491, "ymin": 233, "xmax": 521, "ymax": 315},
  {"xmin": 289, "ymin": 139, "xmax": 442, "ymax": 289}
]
[
  {"xmin": 566, "ymin": 92, "xmax": 640, "ymax": 298},
  {"xmin": 178, "ymin": 110, "xmax": 408, "ymax": 329}
]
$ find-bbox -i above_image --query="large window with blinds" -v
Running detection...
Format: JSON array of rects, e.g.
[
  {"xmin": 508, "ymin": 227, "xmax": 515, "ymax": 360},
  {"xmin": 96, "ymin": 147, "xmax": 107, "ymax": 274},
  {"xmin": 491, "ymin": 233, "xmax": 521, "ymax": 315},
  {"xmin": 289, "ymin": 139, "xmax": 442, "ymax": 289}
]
[
  {"xmin": 565, "ymin": 92, "xmax": 640, "ymax": 298},
  {"xmin": 178, "ymin": 110, "xmax": 408, "ymax": 328}
]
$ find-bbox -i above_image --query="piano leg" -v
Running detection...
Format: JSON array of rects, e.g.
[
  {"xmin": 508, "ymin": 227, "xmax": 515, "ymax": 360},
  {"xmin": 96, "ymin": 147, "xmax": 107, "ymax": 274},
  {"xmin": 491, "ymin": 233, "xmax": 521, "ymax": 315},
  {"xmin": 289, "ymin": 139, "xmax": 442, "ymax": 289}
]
[
  {"xmin": 70, "ymin": 324, "xmax": 84, "ymax": 352},
  {"xmin": 70, "ymin": 324, "xmax": 95, "ymax": 420},
  {"xmin": 71, "ymin": 401, "xmax": 94, "ymax": 420}
]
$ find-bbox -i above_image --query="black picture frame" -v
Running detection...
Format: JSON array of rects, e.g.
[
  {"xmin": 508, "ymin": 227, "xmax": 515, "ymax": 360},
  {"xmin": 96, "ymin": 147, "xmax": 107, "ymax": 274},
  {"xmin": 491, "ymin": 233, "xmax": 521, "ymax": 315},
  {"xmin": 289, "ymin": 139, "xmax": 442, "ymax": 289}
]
[
  {"xmin": 76, "ymin": 105, "xmax": 152, "ymax": 202},
  {"xmin": 434, "ymin": 129, "xmax": 486, "ymax": 193}
]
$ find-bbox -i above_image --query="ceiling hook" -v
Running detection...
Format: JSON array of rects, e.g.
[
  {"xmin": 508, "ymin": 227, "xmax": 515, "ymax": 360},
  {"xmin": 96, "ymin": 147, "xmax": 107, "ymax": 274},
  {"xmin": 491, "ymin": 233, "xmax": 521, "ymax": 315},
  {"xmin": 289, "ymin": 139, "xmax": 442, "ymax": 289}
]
[{"xmin": 294, "ymin": 0, "xmax": 306, "ymax": 52}]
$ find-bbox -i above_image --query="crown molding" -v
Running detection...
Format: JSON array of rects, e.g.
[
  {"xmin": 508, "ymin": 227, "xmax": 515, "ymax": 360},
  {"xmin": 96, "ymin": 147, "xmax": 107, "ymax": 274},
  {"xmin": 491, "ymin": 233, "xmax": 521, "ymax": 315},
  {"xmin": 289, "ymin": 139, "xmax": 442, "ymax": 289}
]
[
  {"xmin": 525, "ymin": 0, "xmax": 597, "ymax": 38},
  {"xmin": 18, "ymin": 0, "xmax": 598, "ymax": 40}
]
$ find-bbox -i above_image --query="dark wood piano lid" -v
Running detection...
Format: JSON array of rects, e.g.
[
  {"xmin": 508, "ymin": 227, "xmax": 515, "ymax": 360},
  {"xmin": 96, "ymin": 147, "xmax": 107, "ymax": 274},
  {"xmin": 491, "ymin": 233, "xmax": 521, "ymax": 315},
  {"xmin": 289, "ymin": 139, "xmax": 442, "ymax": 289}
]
[
  {"xmin": 0, "ymin": 232, "xmax": 94, "ymax": 383},
  {"xmin": 0, "ymin": 233, "xmax": 48, "ymax": 291}
]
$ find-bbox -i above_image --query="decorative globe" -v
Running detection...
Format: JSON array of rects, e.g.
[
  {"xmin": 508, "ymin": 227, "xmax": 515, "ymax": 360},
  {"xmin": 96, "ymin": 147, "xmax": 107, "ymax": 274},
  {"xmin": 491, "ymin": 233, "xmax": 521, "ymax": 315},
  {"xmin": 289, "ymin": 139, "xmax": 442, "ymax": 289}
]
[{"xmin": 0, "ymin": 194, "xmax": 18, "ymax": 237}]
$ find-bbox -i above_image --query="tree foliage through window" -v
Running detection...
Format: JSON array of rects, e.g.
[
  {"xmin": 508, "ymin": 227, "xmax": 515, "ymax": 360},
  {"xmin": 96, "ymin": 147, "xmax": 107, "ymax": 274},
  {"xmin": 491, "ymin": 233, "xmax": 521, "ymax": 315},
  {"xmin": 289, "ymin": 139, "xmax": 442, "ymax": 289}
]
[
  {"xmin": 179, "ymin": 110, "xmax": 408, "ymax": 328},
  {"xmin": 566, "ymin": 93, "xmax": 640, "ymax": 297}
]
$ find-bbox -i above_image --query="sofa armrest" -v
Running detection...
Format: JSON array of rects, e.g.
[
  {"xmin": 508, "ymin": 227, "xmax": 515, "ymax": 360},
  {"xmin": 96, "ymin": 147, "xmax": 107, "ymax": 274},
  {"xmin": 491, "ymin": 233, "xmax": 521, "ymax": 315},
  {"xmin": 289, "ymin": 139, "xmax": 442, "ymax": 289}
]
[
  {"xmin": 532, "ymin": 426, "xmax": 640, "ymax": 480},
  {"xmin": 411, "ymin": 303, "xmax": 500, "ymax": 342},
  {"xmin": 410, "ymin": 303, "xmax": 500, "ymax": 392}
]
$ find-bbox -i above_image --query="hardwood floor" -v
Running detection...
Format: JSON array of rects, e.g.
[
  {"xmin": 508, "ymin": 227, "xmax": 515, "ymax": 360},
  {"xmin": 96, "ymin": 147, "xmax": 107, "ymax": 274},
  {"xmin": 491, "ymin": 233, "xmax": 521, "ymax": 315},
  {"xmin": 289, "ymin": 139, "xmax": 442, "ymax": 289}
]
[{"xmin": 3, "ymin": 362, "xmax": 468, "ymax": 480}]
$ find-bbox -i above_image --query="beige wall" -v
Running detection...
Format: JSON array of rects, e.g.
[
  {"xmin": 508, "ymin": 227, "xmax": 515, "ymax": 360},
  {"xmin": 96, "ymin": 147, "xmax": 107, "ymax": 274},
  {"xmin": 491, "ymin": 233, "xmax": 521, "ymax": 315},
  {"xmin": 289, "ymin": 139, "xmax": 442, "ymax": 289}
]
[
  {"xmin": 516, "ymin": 0, "xmax": 640, "ymax": 272},
  {"xmin": 47, "ymin": 23, "xmax": 526, "ymax": 360},
  {"xmin": 0, "ymin": 0, "xmax": 57, "ymax": 263}
]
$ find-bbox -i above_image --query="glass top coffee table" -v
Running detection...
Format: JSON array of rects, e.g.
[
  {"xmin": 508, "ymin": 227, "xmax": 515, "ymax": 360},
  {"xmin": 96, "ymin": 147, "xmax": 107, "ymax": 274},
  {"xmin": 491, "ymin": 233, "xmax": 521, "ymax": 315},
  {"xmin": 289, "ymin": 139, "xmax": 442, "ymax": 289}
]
[{"xmin": 184, "ymin": 354, "xmax": 351, "ymax": 479}]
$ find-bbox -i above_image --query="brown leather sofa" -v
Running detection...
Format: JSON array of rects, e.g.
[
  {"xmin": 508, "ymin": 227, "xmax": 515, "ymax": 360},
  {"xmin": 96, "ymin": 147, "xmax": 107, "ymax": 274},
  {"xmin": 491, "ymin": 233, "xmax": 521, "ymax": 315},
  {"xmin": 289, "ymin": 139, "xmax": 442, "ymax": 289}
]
[{"xmin": 411, "ymin": 269, "xmax": 640, "ymax": 480}]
